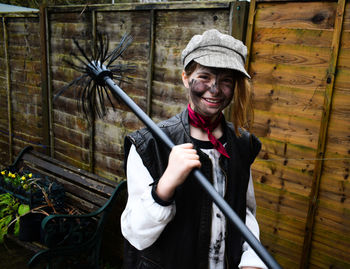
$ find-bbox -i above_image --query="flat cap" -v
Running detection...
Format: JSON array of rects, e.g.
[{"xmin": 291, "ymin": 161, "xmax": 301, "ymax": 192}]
[{"xmin": 181, "ymin": 29, "xmax": 250, "ymax": 78}]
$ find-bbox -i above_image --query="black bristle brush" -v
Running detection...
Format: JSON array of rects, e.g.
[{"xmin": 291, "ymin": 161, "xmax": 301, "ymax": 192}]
[{"xmin": 54, "ymin": 33, "xmax": 134, "ymax": 122}]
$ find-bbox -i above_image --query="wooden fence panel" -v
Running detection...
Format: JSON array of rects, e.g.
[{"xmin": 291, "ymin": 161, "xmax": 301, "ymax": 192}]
[
  {"xmin": 310, "ymin": 1, "xmax": 350, "ymax": 268},
  {"xmin": 42, "ymin": 2, "xmax": 244, "ymax": 182},
  {"xmin": 0, "ymin": 14, "xmax": 43, "ymax": 166},
  {"xmin": 248, "ymin": 0, "xmax": 350, "ymax": 268},
  {"xmin": 94, "ymin": 10, "xmax": 151, "ymax": 180},
  {"xmin": 249, "ymin": 0, "xmax": 331, "ymax": 267},
  {"xmin": 49, "ymin": 11, "xmax": 93, "ymax": 171},
  {"xmin": 7, "ymin": 16, "xmax": 43, "ymax": 156}
]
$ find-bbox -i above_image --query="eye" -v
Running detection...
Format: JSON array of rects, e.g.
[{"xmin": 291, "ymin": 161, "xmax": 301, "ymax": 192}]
[
  {"xmin": 198, "ymin": 75, "xmax": 210, "ymax": 80},
  {"xmin": 222, "ymin": 78, "xmax": 234, "ymax": 86}
]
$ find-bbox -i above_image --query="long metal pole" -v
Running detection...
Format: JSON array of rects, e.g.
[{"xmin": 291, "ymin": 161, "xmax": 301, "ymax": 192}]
[{"xmin": 103, "ymin": 76, "xmax": 281, "ymax": 269}]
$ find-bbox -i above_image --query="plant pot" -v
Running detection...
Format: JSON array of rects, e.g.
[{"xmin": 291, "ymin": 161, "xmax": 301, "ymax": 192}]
[{"xmin": 19, "ymin": 213, "xmax": 44, "ymax": 242}]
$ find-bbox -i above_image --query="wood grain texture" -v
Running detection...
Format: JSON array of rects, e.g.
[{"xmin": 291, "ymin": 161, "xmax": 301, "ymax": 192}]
[
  {"xmin": 310, "ymin": 3, "xmax": 350, "ymax": 267},
  {"xmin": 1, "ymin": 16, "xmax": 44, "ymax": 164},
  {"xmin": 247, "ymin": 1, "xmax": 348, "ymax": 268},
  {"xmin": 255, "ymin": 2, "xmax": 337, "ymax": 30}
]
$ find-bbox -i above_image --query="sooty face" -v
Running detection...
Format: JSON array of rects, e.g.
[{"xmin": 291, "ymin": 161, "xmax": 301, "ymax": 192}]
[{"xmin": 186, "ymin": 65, "xmax": 235, "ymax": 119}]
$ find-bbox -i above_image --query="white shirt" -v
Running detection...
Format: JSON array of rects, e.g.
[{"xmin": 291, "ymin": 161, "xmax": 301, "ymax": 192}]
[{"xmin": 121, "ymin": 144, "xmax": 267, "ymax": 269}]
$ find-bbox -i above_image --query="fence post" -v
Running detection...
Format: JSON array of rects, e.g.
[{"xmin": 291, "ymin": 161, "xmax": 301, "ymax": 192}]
[
  {"xmin": 2, "ymin": 16, "xmax": 13, "ymax": 163},
  {"xmin": 225, "ymin": 0, "xmax": 250, "ymax": 121},
  {"xmin": 147, "ymin": 9, "xmax": 156, "ymax": 117},
  {"xmin": 39, "ymin": 4, "xmax": 52, "ymax": 157},
  {"xmin": 300, "ymin": 0, "xmax": 346, "ymax": 268},
  {"xmin": 229, "ymin": 0, "xmax": 249, "ymax": 42},
  {"xmin": 89, "ymin": 9, "xmax": 97, "ymax": 174}
]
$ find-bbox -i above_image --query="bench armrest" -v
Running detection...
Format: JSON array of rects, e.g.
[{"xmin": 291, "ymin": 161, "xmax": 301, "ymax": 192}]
[
  {"xmin": 41, "ymin": 180, "xmax": 126, "ymax": 248},
  {"xmin": 8, "ymin": 145, "xmax": 33, "ymax": 171}
]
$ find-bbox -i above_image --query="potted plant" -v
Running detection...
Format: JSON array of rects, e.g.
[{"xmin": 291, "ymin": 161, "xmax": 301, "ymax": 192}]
[{"xmin": 0, "ymin": 168, "xmax": 66, "ymax": 243}]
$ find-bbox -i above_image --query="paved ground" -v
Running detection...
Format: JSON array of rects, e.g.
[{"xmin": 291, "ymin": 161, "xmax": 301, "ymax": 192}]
[{"xmin": 0, "ymin": 239, "xmax": 35, "ymax": 268}]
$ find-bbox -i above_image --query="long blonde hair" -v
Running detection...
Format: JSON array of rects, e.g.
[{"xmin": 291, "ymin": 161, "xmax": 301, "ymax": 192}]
[
  {"xmin": 184, "ymin": 61, "xmax": 253, "ymax": 136},
  {"xmin": 231, "ymin": 76, "xmax": 253, "ymax": 136}
]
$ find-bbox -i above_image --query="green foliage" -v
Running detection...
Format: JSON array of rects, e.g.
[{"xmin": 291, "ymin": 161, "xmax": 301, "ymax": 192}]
[
  {"xmin": 1, "ymin": 169, "xmax": 35, "ymax": 191},
  {"xmin": 18, "ymin": 204, "xmax": 30, "ymax": 216},
  {"xmin": 0, "ymin": 193, "xmax": 30, "ymax": 243}
]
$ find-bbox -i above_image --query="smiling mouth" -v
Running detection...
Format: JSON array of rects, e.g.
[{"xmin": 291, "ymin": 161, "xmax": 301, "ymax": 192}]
[{"xmin": 203, "ymin": 98, "xmax": 222, "ymax": 104}]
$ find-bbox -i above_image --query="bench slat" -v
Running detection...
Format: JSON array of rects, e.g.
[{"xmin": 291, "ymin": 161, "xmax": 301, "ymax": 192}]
[
  {"xmin": 31, "ymin": 151, "xmax": 118, "ymax": 187},
  {"xmin": 22, "ymin": 154, "xmax": 116, "ymax": 198}
]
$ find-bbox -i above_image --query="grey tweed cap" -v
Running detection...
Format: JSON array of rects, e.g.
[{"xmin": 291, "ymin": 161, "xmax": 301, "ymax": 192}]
[{"xmin": 181, "ymin": 29, "xmax": 250, "ymax": 78}]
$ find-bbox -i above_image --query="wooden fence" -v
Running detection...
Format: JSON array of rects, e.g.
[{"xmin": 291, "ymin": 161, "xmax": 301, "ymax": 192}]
[
  {"xmin": 0, "ymin": 11, "xmax": 42, "ymax": 164},
  {"xmin": 0, "ymin": 1, "xmax": 349, "ymax": 268},
  {"xmin": 246, "ymin": 0, "xmax": 349, "ymax": 268},
  {"xmin": 29, "ymin": 1, "xmax": 248, "ymax": 182}
]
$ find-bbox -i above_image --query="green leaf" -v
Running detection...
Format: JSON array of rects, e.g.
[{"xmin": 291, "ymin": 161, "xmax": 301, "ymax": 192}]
[
  {"xmin": 0, "ymin": 215, "xmax": 12, "ymax": 230},
  {"xmin": 14, "ymin": 218, "xmax": 20, "ymax": 236},
  {"xmin": 0, "ymin": 226, "xmax": 8, "ymax": 243},
  {"xmin": 0, "ymin": 193, "xmax": 12, "ymax": 205},
  {"xmin": 18, "ymin": 204, "xmax": 30, "ymax": 216}
]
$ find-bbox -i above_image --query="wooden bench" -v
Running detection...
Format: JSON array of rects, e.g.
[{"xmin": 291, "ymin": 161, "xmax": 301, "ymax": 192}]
[{"xmin": 4, "ymin": 145, "xmax": 127, "ymax": 269}]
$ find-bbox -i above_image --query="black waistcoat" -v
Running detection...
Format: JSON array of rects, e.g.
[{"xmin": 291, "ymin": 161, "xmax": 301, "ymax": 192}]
[{"xmin": 123, "ymin": 109, "xmax": 261, "ymax": 269}]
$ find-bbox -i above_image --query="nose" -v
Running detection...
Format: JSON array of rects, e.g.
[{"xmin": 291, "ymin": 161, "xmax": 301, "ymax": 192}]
[{"xmin": 209, "ymin": 80, "xmax": 219, "ymax": 95}]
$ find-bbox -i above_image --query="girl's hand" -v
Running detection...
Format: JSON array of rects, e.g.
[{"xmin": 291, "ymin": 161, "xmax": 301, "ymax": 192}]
[{"xmin": 156, "ymin": 143, "xmax": 201, "ymax": 201}]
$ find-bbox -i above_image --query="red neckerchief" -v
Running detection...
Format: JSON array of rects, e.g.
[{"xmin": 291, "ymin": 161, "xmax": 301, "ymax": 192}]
[{"xmin": 187, "ymin": 104, "xmax": 230, "ymax": 158}]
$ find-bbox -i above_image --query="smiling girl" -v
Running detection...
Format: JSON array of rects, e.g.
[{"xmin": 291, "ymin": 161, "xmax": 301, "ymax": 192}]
[{"xmin": 121, "ymin": 29, "xmax": 267, "ymax": 269}]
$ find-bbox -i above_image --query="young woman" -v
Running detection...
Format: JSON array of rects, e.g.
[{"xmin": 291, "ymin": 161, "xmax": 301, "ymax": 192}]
[{"xmin": 121, "ymin": 29, "xmax": 267, "ymax": 269}]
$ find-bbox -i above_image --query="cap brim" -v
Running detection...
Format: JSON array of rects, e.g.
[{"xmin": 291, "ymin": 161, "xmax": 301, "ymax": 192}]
[{"xmin": 191, "ymin": 53, "xmax": 250, "ymax": 79}]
